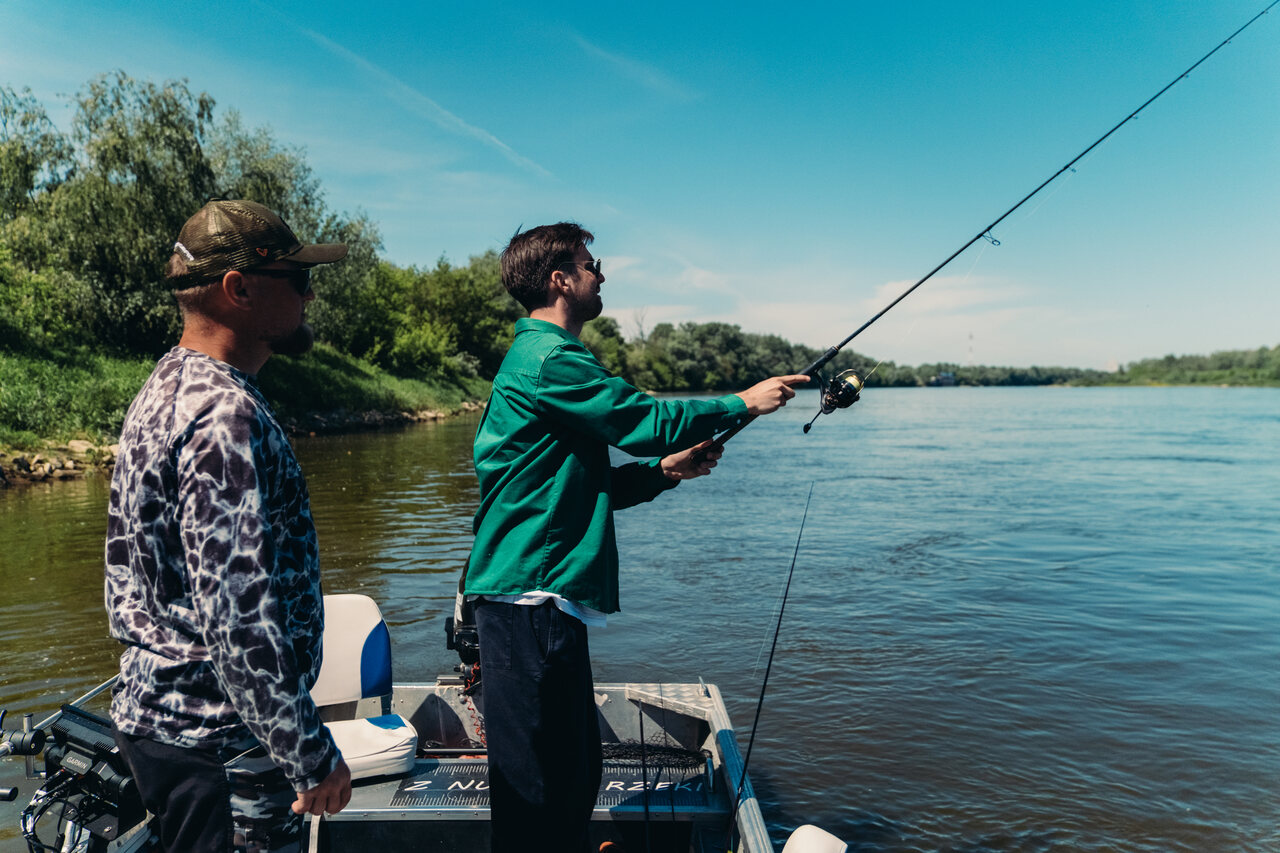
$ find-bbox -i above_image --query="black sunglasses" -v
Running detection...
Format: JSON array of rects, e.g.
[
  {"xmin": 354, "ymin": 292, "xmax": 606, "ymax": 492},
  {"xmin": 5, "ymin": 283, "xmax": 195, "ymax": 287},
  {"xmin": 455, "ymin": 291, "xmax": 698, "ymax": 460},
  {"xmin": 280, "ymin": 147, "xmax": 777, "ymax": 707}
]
[
  {"xmin": 559, "ymin": 258, "xmax": 602, "ymax": 277},
  {"xmin": 251, "ymin": 267, "xmax": 312, "ymax": 296}
]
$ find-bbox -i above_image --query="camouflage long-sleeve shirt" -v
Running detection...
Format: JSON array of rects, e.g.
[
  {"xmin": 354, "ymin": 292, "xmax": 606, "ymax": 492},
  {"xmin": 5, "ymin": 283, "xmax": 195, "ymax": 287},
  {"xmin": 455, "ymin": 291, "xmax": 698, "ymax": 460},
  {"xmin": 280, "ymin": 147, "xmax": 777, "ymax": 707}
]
[{"xmin": 105, "ymin": 347, "xmax": 338, "ymax": 791}]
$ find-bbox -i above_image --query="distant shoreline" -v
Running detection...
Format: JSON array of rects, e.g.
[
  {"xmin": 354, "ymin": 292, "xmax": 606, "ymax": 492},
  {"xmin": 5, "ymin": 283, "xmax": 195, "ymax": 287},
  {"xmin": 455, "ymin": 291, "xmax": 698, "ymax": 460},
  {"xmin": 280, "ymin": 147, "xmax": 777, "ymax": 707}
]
[{"xmin": 7, "ymin": 382, "xmax": 1277, "ymax": 490}]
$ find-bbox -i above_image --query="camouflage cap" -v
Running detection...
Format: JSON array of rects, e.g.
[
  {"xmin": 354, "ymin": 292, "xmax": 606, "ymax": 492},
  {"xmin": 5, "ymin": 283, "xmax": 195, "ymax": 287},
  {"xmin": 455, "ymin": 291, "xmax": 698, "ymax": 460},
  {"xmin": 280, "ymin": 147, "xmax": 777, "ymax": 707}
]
[{"xmin": 168, "ymin": 198, "xmax": 347, "ymax": 289}]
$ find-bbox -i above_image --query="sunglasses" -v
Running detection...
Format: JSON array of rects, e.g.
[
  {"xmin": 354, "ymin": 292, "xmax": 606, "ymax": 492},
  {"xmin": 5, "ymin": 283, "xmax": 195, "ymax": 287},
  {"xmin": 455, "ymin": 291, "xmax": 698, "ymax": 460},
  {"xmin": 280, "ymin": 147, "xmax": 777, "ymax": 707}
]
[
  {"xmin": 559, "ymin": 258, "xmax": 602, "ymax": 277},
  {"xmin": 252, "ymin": 267, "xmax": 312, "ymax": 296}
]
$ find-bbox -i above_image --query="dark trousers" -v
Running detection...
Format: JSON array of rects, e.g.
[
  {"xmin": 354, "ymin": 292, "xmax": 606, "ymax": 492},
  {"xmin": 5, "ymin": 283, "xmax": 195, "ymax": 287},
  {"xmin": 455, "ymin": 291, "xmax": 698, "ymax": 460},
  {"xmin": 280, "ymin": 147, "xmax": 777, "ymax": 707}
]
[
  {"xmin": 114, "ymin": 728, "xmax": 301, "ymax": 853},
  {"xmin": 475, "ymin": 600, "xmax": 602, "ymax": 853}
]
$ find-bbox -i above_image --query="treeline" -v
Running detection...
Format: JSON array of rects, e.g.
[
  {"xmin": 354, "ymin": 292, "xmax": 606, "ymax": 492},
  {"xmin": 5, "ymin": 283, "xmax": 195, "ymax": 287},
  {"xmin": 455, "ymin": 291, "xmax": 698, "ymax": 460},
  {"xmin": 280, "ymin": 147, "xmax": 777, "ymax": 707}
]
[
  {"xmin": 2, "ymin": 73, "xmax": 1277, "ymax": 445},
  {"xmin": 1107, "ymin": 347, "xmax": 1280, "ymax": 387},
  {"xmin": 579, "ymin": 321, "xmax": 1280, "ymax": 391},
  {"xmin": 0, "ymin": 72, "xmax": 522, "ymax": 380},
  {"xmin": 577, "ymin": 318, "xmax": 1118, "ymax": 390},
  {"xmin": 0, "ymin": 71, "xmax": 1125, "ymax": 394}
]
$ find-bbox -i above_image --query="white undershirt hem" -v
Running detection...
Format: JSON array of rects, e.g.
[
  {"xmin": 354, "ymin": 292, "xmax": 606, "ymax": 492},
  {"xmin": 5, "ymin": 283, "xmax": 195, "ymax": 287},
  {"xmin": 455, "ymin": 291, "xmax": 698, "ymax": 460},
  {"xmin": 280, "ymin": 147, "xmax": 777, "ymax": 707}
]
[{"xmin": 472, "ymin": 590, "xmax": 608, "ymax": 627}]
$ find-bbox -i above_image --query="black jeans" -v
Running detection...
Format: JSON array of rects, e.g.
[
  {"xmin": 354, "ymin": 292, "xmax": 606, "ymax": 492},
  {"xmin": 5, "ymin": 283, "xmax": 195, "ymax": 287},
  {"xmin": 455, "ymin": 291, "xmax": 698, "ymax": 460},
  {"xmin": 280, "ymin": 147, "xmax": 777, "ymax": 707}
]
[
  {"xmin": 114, "ymin": 728, "xmax": 301, "ymax": 853},
  {"xmin": 475, "ymin": 600, "xmax": 602, "ymax": 853}
]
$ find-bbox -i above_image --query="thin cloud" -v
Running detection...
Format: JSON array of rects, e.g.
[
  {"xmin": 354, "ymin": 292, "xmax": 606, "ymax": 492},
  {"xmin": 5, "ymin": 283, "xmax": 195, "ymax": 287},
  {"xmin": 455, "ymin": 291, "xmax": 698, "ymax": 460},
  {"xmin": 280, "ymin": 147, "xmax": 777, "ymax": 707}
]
[
  {"xmin": 674, "ymin": 263, "xmax": 733, "ymax": 295},
  {"xmin": 570, "ymin": 34, "xmax": 698, "ymax": 102},
  {"xmin": 863, "ymin": 276, "xmax": 1017, "ymax": 317},
  {"xmin": 619, "ymin": 255, "xmax": 735, "ymax": 297},
  {"xmin": 253, "ymin": 1, "xmax": 551, "ymax": 178},
  {"xmin": 601, "ymin": 255, "xmax": 643, "ymax": 276}
]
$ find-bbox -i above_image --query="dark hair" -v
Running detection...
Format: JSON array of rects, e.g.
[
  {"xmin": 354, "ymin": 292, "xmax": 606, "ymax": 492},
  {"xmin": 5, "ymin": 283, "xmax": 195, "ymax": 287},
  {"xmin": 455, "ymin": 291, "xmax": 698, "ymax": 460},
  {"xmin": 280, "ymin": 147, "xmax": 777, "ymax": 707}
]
[
  {"xmin": 500, "ymin": 222, "xmax": 594, "ymax": 311},
  {"xmin": 166, "ymin": 252, "xmax": 220, "ymax": 316}
]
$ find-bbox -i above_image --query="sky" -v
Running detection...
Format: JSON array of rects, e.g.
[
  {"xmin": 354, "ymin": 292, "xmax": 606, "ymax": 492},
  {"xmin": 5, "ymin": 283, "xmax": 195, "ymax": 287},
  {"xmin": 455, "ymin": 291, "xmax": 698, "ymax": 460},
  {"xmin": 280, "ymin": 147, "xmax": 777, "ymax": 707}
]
[{"xmin": 2, "ymin": 0, "xmax": 1277, "ymax": 369}]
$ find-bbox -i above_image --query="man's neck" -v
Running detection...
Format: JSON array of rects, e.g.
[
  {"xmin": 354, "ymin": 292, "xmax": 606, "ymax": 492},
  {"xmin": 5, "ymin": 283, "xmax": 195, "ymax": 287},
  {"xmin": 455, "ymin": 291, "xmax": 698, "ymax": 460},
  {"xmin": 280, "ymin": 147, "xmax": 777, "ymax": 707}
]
[
  {"xmin": 178, "ymin": 326, "xmax": 271, "ymax": 375},
  {"xmin": 528, "ymin": 305, "xmax": 582, "ymax": 338}
]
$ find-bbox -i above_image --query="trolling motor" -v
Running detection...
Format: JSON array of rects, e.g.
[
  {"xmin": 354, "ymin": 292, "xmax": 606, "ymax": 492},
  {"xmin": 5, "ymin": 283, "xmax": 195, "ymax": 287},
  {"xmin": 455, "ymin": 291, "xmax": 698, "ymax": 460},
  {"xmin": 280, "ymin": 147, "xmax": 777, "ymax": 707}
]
[
  {"xmin": 8, "ymin": 701, "xmax": 150, "ymax": 853},
  {"xmin": 445, "ymin": 565, "xmax": 480, "ymax": 680},
  {"xmin": 444, "ymin": 603, "xmax": 480, "ymax": 677},
  {"xmin": 803, "ymin": 369, "xmax": 865, "ymax": 433},
  {"xmin": 445, "ymin": 563, "xmax": 487, "ymax": 747},
  {"xmin": 1, "ymin": 709, "xmax": 47, "ymax": 803},
  {"xmin": 0, "ymin": 710, "xmax": 46, "ymax": 763}
]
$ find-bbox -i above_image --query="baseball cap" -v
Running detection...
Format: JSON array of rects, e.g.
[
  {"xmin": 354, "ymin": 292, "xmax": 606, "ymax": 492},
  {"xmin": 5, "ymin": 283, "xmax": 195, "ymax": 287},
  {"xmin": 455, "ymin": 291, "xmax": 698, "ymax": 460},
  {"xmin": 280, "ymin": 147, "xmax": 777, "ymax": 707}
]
[{"xmin": 168, "ymin": 198, "xmax": 348, "ymax": 289}]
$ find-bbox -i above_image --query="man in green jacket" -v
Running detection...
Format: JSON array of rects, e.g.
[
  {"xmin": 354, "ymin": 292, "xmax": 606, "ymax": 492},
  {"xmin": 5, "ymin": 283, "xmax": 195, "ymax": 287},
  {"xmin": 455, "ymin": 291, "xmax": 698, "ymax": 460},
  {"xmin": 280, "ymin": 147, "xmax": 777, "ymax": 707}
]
[{"xmin": 466, "ymin": 222, "xmax": 808, "ymax": 853}]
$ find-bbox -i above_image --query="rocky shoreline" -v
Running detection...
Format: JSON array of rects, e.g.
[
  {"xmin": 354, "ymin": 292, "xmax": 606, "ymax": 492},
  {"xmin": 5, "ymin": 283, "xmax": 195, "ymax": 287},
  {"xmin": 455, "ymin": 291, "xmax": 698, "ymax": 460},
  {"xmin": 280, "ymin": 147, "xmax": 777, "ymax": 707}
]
[
  {"xmin": 0, "ymin": 439, "xmax": 117, "ymax": 486},
  {"xmin": 0, "ymin": 402, "xmax": 484, "ymax": 488}
]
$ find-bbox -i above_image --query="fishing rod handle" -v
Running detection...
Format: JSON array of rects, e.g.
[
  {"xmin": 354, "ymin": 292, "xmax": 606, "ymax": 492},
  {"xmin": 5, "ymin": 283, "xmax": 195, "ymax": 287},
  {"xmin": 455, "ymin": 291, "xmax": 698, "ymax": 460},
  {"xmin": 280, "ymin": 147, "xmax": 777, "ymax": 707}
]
[
  {"xmin": 696, "ymin": 346, "xmax": 836, "ymax": 459},
  {"xmin": 800, "ymin": 346, "xmax": 839, "ymax": 378}
]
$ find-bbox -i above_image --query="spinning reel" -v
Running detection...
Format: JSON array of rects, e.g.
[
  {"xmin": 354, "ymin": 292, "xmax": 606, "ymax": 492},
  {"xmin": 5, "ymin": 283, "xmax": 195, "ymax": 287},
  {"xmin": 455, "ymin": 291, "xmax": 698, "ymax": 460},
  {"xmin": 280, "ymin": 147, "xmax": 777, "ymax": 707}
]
[{"xmin": 803, "ymin": 369, "xmax": 865, "ymax": 433}]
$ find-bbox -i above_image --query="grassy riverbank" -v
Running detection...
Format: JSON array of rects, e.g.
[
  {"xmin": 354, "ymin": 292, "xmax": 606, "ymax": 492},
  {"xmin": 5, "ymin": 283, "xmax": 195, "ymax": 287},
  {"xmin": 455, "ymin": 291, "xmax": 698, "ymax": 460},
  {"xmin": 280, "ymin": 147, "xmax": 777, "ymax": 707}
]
[
  {"xmin": 0, "ymin": 350, "xmax": 155, "ymax": 449},
  {"xmin": 0, "ymin": 345, "xmax": 488, "ymax": 484}
]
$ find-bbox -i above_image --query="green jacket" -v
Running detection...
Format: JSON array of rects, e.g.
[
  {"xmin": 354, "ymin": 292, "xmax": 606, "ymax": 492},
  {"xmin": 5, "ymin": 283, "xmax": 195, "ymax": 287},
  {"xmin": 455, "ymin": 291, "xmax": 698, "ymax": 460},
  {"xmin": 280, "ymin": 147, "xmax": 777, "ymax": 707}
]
[{"xmin": 466, "ymin": 318, "xmax": 749, "ymax": 613}]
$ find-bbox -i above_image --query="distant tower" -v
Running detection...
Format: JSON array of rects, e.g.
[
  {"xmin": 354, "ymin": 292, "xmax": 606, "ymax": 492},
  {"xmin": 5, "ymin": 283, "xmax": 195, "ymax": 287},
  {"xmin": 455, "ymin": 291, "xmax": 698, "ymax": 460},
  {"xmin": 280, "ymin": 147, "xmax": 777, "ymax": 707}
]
[{"xmin": 968, "ymin": 332, "xmax": 974, "ymax": 367}]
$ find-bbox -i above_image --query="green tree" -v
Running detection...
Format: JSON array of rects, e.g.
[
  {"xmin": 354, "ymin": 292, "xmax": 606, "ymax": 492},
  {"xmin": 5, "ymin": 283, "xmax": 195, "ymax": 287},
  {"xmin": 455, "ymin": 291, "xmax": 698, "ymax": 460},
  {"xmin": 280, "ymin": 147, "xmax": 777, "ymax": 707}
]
[
  {"xmin": 355, "ymin": 252, "xmax": 520, "ymax": 379},
  {"xmin": 1, "ymin": 87, "xmax": 87, "ymax": 353},
  {"xmin": 419, "ymin": 251, "xmax": 521, "ymax": 377},
  {"xmin": 0, "ymin": 87, "xmax": 73, "ymax": 221},
  {"xmin": 0, "ymin": 248, "xmax": 86, "ymax": 352},
  {"xmin": 580, "ymin": 316, "xmax": 628, "ymax": 378},
  {"xmin": 1, "ymin": 73, "xmax": 382, "ymax": 357},
  {"xmin": 3, "ymin": 72, "xmax": 217, "ymax": 352},
  {"xmin": 206, "ymin": 108, "xmax": 386, "ymax": 337}
]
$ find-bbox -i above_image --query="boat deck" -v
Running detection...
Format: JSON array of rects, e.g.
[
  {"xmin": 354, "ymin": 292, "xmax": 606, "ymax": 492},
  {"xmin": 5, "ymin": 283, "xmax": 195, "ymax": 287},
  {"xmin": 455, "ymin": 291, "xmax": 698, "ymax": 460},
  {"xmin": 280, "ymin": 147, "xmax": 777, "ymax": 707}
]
[
  {"xmin": 310, "ymin": 681, "xmax": 767, "ymax": 852},
  {"xmin": 363, "ymin": 755, "xmax": 724, "ymax": 815}
]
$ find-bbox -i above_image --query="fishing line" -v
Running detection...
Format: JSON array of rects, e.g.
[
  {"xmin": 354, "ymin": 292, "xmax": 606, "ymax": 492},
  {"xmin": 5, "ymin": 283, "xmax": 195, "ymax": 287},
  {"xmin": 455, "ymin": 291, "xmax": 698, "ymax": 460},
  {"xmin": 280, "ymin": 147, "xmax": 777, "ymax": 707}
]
[
  {"xmin": 725, "ymin": 483, "xmax": 814, "ymax": 851},
  {"xmin": 709, "ymin": 1, "xmax": 1279, "ymax": 446}
]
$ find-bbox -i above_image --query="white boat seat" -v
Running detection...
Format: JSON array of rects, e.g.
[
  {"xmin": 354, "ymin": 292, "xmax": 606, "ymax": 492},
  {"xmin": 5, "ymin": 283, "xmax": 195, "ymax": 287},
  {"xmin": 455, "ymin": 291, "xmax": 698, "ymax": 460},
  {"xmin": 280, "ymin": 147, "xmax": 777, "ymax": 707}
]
[
  {"xmin": 327, "ymin": 714, "xmax": 417, "ymax": 780},
  {"xmin": 312, "ymin": 594, "xmax": 417, "ymax": 780},
  {"xmin": 782, "ymin": 824, "xmax": 848, "ymax": 853}
]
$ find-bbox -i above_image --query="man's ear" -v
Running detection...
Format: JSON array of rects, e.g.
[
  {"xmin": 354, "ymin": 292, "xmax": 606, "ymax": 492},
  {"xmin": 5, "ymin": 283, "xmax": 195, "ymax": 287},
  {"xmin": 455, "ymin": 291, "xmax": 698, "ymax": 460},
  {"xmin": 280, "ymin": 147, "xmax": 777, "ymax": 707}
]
[
  {"xmin": 219, "ymin": 270, "xmax": 253, "ymax": 310},
  {"xmin": 548, "ymin": 269, "xmax": 570, "ymax": 299}
]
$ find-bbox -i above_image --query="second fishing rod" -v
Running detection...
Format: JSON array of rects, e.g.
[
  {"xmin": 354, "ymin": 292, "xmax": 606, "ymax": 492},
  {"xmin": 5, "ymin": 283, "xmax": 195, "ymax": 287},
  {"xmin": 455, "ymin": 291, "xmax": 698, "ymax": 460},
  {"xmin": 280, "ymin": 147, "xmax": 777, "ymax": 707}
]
[{"xmin": 701, "ymin": 0, "xmax": 1278, "ymax": 453}]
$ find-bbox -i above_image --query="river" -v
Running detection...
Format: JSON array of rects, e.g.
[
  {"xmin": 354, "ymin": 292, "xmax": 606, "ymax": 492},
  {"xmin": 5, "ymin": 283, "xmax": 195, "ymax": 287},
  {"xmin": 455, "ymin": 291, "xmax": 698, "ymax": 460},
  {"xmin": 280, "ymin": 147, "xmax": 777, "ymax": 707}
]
[{"xmin": 2, "ymin": 386, "xmax": 1277, "ymax": 851}]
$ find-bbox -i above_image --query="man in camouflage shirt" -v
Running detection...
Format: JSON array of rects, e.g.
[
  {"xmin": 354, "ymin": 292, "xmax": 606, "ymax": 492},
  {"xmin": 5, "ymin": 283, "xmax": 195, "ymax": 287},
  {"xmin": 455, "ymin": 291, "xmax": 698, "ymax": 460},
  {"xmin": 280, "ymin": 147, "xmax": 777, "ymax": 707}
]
[{"xmin": 106, "ymin": 199, "xmax": 351, "ymax": 852}]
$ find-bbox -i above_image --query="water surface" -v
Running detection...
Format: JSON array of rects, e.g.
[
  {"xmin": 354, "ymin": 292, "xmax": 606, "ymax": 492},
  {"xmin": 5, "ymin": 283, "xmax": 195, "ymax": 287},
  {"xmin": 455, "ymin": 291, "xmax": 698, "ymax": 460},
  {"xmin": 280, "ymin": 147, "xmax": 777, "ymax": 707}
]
[{"xmin": 2, "ymin": 387, "xmax": 1277, "ymax": 851}]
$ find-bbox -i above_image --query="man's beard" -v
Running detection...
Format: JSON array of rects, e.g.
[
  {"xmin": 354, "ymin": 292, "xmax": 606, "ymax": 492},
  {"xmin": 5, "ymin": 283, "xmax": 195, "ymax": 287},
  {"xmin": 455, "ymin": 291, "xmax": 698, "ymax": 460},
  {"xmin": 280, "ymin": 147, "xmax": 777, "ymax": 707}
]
[
  {"xmin": 267, "ymin": 322, "xmax": 315, "ymax": 356},
  {"xmin": 570, "ymin": 294, "xmax": 603, "ymax": 326}
]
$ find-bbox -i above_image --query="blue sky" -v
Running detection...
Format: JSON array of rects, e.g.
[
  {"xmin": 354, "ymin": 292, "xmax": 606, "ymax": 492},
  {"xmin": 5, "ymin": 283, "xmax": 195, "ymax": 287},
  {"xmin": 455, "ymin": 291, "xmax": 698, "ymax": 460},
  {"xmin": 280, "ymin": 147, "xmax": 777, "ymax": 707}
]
[{"xmin": 2, "ymin": 0, "xmax": 1276, "ymax": 369}]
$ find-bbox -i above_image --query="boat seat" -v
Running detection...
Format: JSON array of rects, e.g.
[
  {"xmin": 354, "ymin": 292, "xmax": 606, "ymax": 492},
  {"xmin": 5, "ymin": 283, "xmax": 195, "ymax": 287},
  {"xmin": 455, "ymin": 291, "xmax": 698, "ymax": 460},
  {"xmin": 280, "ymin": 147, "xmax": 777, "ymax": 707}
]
[
  {"xmin": 782, "ymin": 824, "xmax": 848, "ymax": 853},
  {"xmin": 311, "ymin": 594, "xmax": 417, "ymax": 780}
]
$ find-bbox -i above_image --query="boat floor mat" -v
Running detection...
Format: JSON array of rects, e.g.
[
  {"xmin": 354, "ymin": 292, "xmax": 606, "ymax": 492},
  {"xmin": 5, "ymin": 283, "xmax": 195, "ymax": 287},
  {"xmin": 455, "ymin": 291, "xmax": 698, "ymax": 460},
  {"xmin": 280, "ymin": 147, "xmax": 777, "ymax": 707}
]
[{"xmin": 335, "ymin": 756, "xmax": 728, "ymax": 821}]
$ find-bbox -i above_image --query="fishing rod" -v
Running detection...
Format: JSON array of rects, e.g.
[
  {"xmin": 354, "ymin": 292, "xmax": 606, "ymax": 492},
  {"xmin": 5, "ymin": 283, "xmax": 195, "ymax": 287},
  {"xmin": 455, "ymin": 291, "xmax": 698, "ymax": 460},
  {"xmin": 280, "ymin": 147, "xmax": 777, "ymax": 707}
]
[{"xmin": 710, "ymin": 1, "xmax": 1278, "ymax": 447}]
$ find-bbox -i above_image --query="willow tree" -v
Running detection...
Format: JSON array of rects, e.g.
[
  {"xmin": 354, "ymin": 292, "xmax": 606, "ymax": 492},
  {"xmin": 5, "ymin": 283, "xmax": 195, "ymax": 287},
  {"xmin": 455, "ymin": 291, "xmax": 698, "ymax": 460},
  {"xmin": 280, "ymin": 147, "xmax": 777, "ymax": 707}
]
[{"xmin": 0, "ymin": 72, "xmax": 379, "ymax": 356}]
